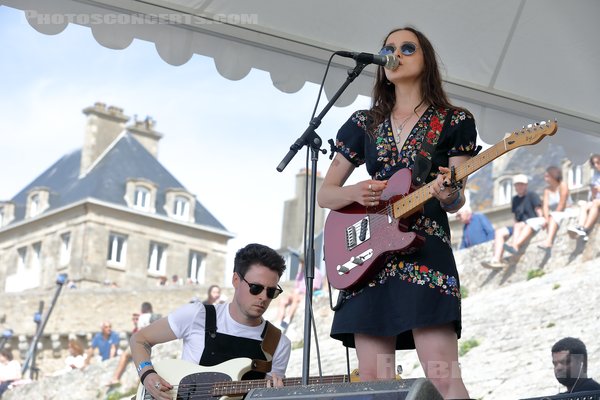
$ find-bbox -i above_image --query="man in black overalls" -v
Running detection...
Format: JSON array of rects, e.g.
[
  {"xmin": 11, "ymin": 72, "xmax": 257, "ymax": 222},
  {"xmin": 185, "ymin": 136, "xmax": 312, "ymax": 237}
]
[{"xmin": 130, "ymin": 243, "xmax": 292, "ymax": 399}]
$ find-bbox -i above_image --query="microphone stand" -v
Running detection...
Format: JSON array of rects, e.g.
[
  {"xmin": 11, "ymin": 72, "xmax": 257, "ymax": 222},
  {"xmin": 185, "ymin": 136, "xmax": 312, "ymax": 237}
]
[
  {"xmin": 277, "ymin": 61, "xmax": 368, "ymax": 385},
  {"xmin": 21, "ymin": 274, "xmax": 67, "ymax": 379}
]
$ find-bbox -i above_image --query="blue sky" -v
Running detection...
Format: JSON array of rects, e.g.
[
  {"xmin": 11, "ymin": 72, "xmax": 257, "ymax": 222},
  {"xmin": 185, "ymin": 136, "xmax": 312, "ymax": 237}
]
[{"xmin": 0, "ymin": 6, "xmax": 370, "ymax": 275}]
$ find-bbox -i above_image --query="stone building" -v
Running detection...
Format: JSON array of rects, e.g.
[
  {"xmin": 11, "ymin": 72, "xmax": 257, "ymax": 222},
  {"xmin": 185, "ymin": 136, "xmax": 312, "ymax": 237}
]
[{"xmin": 0, "ymin": 102, "xmax": 233, "ymax": 293}]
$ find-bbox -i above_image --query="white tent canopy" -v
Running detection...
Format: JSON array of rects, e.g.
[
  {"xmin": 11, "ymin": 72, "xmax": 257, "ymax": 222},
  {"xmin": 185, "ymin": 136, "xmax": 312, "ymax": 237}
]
[{"xmin": 3, "ymin": 0, "xmax": 598, "ymax": 162}]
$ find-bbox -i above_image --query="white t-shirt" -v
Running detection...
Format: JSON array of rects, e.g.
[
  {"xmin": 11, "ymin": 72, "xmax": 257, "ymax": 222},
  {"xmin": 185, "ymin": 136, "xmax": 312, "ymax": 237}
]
[{"xmin": 168, "ymin": 302, "xmax": 291, "ymax": 377}]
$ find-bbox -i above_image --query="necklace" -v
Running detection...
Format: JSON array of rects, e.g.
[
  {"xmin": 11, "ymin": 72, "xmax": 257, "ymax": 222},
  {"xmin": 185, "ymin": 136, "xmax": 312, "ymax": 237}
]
[{"xmin": 391, "ymin": 114, "xmax": 413, "ymax": 136}]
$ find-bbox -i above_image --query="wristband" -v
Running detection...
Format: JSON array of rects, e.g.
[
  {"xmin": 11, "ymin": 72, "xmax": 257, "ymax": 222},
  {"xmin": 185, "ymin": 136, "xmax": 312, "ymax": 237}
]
[
  {"xmin": 440, "ymin": 191, "xmax": 461, "ymax": 211},
  {"xmin": 140, "ymin": 369, "xmax": 157, "ymax": 385},
  {"xmin": 137, "ymin": 360, "xmax": 153, "ymax": 373}
]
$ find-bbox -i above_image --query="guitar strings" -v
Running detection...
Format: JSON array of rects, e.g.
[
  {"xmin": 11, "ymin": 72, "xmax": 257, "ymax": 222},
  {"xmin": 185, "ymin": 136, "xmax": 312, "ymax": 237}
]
[{"xmin": 143, "ymin": 375, "xmax": 351, "ymax": 399}]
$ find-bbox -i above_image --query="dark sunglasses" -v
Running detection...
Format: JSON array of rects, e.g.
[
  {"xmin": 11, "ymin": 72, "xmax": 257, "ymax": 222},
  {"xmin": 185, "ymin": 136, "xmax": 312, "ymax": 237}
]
[
  {"xmin": 238, "ymin": 273, "xmax": 283, "ymax": 299},
  {"xmin": 379, "ymin": 42, "xmax": 418, "ymax": 57}
]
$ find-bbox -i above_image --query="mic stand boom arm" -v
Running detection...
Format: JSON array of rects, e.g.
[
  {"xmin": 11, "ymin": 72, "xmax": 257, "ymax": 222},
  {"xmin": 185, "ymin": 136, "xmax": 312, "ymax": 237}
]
[{"xmin": 276, "ymin": 62, "xmax": 368, "ymax": 386}]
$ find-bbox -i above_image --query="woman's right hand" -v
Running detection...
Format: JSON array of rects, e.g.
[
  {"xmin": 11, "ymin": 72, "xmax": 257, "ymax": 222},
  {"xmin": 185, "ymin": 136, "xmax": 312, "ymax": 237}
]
[{"xmin": 355, "ymin": 180, "xmax": 387, "ymax": 207}]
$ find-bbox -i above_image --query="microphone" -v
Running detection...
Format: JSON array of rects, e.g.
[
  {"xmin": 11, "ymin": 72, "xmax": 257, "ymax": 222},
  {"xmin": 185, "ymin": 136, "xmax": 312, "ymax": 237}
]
[{"xmin": 336, "ymin": 51, "xmax": 399, "ymax": 70}]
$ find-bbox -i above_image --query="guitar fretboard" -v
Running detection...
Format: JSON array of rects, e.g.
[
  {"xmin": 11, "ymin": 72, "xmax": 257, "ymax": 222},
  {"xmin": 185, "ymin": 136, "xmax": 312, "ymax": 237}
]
[
  {"xmin": 392, "ymin": 139, "xmax": 512, "ymax": 218},
  {"xmin": 212, "ymin": 375, "xmax": 351, "ymax": 396}
]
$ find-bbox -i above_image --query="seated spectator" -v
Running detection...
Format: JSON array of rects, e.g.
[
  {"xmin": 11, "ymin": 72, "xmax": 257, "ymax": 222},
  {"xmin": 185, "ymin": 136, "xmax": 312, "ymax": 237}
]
[
  {"xmin": 0, "ymin": 348, "xmax": 21, "ymax": 397},
  {"xmin": 108, "ymin": 303, "xmax": 156, "ymax": 386},
  {"xmin": 536, "ymin": 166, "xmax": 573, "ymax": 251},
  {"xmin": 52, "ymin": 338, "xmax": 86, "ymax": 376},
  {"xmin": 456, "ymin": 206, "xmax": 494, "ymax": 249},
  {"xmin": 85, "ymin": 321, "xmax": 119, "ymax": 366},
  {"xmin": 568, "ymin": 154, "xmax": 600, "ymax": 242},
  {"xmin": 275, "ymin": 263, "xmax": 322, "ymax": 332},
  {"xmin": 202, "ymin": 285, "xmax": 226, "ymax": 305},
  {"xmin": 482, "ymin": 174, "xmax": 543, "ymax": 269}
]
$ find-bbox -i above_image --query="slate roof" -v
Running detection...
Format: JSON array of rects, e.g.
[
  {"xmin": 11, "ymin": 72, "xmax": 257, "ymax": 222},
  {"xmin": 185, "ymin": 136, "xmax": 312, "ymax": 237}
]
[{"xmin": 8, "ymin": 133, "xmax": 229, "ymax": 232}]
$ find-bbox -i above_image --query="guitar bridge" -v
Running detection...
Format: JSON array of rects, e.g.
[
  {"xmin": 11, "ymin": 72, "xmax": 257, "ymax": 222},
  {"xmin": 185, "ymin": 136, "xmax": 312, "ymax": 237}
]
[{"xmin": 345, "ymin": 216, "xmax": 371, "ymax": 250}]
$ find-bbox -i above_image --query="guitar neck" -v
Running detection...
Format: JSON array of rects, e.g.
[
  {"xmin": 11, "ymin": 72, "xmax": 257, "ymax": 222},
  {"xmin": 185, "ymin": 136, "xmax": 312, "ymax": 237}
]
[
  {"xmin": 392, "ymin": 140, "xmax": 509, "ymax": 218},
  {"xmin": 213, "ymin": 374, "xmax": 351, "ymax": 396}
]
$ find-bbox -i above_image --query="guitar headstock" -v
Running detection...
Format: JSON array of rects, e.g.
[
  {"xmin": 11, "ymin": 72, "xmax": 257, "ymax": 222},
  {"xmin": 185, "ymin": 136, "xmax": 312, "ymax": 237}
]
[{"xmin": 504, "ymin": 120, "xmax": 558, "ymax": 150}]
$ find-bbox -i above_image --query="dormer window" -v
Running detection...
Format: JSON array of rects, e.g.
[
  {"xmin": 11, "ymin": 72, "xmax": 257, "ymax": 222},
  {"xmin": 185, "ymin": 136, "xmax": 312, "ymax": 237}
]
[
  {"xmin": 134, "ymin": 186, "xmax": 151, "ymax": 210},
  {"xmin": 30, "ymin": 194, "xmax": 40, "ymax": 216},
  {"xmin": 125, "ymin": 179, "xmax": 157, "ymax": 213},
  {"xmin": 0, "ymin": 202, "xmax": 15, "ymax": 228},
  {"xmin": 164, "ymin": 189, "xmax": 195, "ymax": 222},
  {"xmin": 26, "ymin": 188, "xmax": 50, "ymax": 218},
  {"xmin": 173, "ymin": 196, "xmax": 190, "ymax": 220}
]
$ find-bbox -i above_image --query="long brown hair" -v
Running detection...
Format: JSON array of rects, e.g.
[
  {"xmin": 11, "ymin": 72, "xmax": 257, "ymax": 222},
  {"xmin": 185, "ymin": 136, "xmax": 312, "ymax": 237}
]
[{"xmin": 369, "ymin": 27, "xmax": 468, "ymax": 134}]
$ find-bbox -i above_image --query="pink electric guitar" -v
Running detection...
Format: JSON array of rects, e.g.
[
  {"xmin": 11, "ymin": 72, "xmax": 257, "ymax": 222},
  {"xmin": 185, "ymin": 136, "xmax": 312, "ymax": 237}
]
[{"xmin": 323, "ymin": 121, "xmax": 558, "ymax": 290}]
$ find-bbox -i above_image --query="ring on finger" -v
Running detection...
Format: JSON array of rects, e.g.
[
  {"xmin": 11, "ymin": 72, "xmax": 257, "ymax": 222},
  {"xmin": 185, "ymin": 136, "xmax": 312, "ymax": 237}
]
[
  {"xmin": 368, "ymin": 184, "xmax": 372, "ymax": 190},
  {"xmin": 154, "ymin": 382, "xmax": 161, "ymax": 389}
]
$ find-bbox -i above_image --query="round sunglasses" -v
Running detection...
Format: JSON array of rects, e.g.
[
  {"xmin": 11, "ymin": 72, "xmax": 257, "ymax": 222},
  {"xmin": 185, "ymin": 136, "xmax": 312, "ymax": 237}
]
[
  {"xmin": 379, "ymin": 42, "xmax": 418, "ymax": 57},
  {"xmin": 238, "ymin": 273, "xmax": 283, "ymax": 299}
]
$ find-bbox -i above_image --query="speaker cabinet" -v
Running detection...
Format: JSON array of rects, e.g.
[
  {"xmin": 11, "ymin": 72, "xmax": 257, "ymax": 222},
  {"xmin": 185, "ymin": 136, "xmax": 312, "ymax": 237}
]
[{"xmin": 245, "ymin": 378, "xmax": 442, "ymax": 400}]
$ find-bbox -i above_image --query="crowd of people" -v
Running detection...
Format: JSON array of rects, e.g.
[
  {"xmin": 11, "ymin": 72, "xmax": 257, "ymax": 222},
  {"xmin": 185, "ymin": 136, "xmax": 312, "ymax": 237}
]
[{"xmin": 475, "ymin": 155, "xmax": 599, "ymax": 269}]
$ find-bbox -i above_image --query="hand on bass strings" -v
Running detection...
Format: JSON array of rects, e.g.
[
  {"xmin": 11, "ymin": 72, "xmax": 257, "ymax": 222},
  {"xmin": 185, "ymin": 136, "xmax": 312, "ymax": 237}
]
[{"xmin": 144, "ymin": 371, "xmax": 174, "ymax": 400}]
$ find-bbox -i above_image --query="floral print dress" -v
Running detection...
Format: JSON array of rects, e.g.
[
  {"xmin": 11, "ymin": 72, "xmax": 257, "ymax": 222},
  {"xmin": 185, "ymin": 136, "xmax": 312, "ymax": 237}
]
[{"xmin": 330, "ymin": 106, "xmax": 477, "ymax": 350}]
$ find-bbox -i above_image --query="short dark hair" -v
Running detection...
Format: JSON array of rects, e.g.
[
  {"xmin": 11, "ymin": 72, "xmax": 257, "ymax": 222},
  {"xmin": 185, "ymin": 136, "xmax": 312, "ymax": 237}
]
[
  {"xmin": 234, "ymin": 243, "xmax": 286, "ymax": 278},
  {"xmin": 552, "ymin": 337, "xmax": 588, "ymax": 372},
  {"xmin": 590, "ymin": 153, "xmax": 600, "ymax": 167},
  {"xmin": 141, "ymin": 302, "xmax": 153, "ymax": 314}
]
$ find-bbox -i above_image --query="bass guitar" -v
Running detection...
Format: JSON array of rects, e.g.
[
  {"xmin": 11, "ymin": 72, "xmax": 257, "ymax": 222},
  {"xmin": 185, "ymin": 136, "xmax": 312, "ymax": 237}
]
[
  {"xmin": 323, "ymin": 120, "xmax": 558, "ymax": 290},
  {"xmin": 135, "ymin": 358, "xmax": 358, "ymax": 399}
]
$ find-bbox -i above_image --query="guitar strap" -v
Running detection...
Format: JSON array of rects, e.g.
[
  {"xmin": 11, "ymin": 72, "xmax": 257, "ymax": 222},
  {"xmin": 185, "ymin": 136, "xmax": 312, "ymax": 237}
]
[
  {"xmin": 251, "ymin": 321, "xmax": 282, "ymax": 373},
  {"xmin": 411, "ymin": 107, "xmax": 447, "ymax": 187}
]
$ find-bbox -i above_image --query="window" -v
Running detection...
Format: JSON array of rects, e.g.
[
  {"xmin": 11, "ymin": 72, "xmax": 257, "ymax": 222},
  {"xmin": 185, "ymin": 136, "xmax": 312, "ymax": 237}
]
[
  {"xmin": 188, "ymin": 251, "xmax": 206, "ymax": 284},
  {"xmin": 60, "ymin": 233, "xmax": 71, "ymax": 265},
  {"xmin": 498, "ymin": 178, "xmax": 513, "ymax": 205},
  {"xmin": 107, "ymin": 233, "xmax": 127, "ymax": 265},
  {"xmin": 0, "ymin": 207, "xmax": 4, "ymax": 227},
  {"xmin": 567, "ymin": 164, "xmax": 583, "ymax": 189},
  {"xmin": 17, "ymin": 247, "xmax": 27, "ymax": 272},
  {"xmin": 30, "ymin": 194, "xmax": 41, "ymax": 217},
  {"xmin": 134, "ymin": 186, "xmax": 151, "ymax": 210},
  {"xmin": 173, "ymin": 196, "xmax": 190, "ymax": 220},
  {"xmin": 32, "ymin": 242, "xmax": 42, "ymax": 270},
  {"xmin": 148, "ymin": 242, "xmax": 167, "ymax": 274}
]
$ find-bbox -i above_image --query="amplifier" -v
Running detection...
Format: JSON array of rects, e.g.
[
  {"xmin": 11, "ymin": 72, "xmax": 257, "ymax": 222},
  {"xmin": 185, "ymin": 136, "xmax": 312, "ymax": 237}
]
[
  {"xmin": 245, "ymin": 378, "xmax": 442, "ymax": 400},
  {"xmin": 520, "ymin": 390, "xmax": 600, "ymax": 400}
]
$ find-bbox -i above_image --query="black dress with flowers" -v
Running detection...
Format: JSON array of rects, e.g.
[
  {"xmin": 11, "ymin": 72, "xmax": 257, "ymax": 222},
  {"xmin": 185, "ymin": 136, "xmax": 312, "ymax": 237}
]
[{"xmin": 330, "ymin": 106, "xmax": 477, "ymax": 350}]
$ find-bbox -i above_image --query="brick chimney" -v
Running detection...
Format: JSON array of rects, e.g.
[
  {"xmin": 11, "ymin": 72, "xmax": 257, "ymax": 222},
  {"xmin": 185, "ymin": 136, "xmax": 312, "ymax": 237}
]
[
  {"xmin": 80, "ymin": 102, "xmax": 130, "ymax": 175},
  {"xmin": 126, "ymin": 116, "xmax": 163, "ymax": 158}
]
